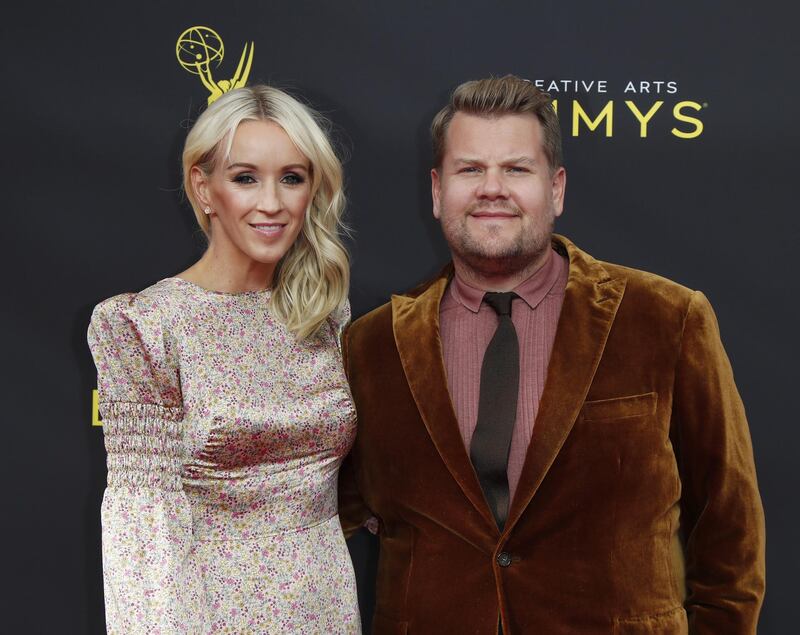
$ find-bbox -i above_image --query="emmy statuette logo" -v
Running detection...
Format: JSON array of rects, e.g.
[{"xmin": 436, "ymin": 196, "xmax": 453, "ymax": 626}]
[{"xmin": 176, "ymin": 26, "xmax": 254, "ymax": 104}]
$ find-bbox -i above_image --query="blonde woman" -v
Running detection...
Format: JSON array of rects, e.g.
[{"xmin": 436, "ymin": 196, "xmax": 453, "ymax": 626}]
[{"xmin": 88, "ymin": 86, "xmax": 360, "ymax": 633}]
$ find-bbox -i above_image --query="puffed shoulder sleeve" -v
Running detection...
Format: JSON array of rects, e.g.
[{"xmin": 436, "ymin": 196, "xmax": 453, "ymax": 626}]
[
  {"xmin": 89, "ymin": 293, "xmax": 184, "ymax": 488},
  {"xmin": 89, "ymin": 293, "xmax": 182, "ymax": 425},
  {"xmin": 88, "ymin": 293, "xmax": 206, "ymax": 635}
]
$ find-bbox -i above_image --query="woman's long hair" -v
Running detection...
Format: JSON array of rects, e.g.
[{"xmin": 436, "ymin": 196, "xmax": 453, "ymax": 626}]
[{"xmin": 182, "ymin": 85, "xmax": 349, "ymax": 340}]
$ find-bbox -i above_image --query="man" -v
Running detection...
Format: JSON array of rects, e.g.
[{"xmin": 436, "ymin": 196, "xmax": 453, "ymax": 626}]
[{"xmin": 340, "ymin": 75, "xmax": 765, "ymax": 634}]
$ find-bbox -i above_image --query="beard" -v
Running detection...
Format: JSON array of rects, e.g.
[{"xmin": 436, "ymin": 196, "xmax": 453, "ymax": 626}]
[{"xmin": 440, "ymin": 201, "xmax": 555, "ymax": 278}]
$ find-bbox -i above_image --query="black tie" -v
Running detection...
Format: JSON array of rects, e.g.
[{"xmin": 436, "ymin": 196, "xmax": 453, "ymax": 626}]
[{"xmin": 470, "ymin": 291, "xmax": 519, "ymax": 530}]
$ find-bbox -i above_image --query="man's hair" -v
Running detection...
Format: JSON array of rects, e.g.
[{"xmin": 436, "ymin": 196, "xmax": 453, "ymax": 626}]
[{"xmin": 431, "ymin": 74, "xmax": 562, "ymax": 171}]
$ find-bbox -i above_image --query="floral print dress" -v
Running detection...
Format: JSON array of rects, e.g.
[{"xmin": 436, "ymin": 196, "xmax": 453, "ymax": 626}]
[{"xmin": 88, "ymin": 278, "xmax": 360, "ymax": 634}]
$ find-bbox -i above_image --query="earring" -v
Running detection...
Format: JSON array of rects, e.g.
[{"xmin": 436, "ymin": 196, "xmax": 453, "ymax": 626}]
[{"xmin": 203, "ymin": 206, "xmax": 212, "ymax": 215}]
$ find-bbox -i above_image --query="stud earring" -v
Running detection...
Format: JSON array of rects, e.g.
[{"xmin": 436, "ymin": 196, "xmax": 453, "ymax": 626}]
[{"xmin": 203, "ymin": 206, "xmax": 212, "ymax": 215}]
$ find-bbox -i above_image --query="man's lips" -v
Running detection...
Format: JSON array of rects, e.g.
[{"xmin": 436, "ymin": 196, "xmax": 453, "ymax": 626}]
[{"xmin": 469, "ymin": 210, "xmax": 519, "ymax": 219}]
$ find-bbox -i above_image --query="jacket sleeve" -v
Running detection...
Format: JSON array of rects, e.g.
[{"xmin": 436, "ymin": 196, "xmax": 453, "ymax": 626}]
[
  {"xmin": 672, "ymin": 291, "xmax": 765, "ymax": 634},
  {"xmin": 88, "ymin": 294, "xmax": 205, "ymax": 635},
  {"xmin": 338, "ymin": 322, "xmax": 376, "ymax": 538}
]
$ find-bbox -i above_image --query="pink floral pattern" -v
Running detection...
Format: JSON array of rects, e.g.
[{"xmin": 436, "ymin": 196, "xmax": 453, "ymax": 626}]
[{"xmin": 88, "ymin": 278, "xmax": 360, "ymax": 634}]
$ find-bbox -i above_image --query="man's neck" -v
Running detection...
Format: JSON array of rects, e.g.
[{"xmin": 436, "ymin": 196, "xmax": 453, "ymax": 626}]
[{"xmin": 452, "ymin": 248, "xmax": 553, "ymax": 292}]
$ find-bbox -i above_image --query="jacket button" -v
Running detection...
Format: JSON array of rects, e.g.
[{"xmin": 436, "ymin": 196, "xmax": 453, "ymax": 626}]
[{"xmin": 496, "ymin": 551, "xmax": 512, "ymax": 567}]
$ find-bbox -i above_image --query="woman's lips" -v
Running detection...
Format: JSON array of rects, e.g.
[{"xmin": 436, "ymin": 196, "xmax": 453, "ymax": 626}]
[{"xmin": 250, "ymin": 222, "xmax": 286, "ymax": 236}]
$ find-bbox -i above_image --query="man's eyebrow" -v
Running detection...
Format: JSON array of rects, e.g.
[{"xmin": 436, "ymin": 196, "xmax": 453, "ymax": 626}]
[
  {"xmin": 452, "ymin": 157, "xmax": 537, "ymax": 165},
  {"xmin": 503, "ymin": 156, "xmax": 536, "ymax": 165}
]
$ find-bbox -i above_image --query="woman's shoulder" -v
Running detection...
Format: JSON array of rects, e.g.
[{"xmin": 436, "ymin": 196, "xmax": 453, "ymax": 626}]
[
  {"xmin": 321, "ymin": 299, "xmax": 351, "ymax": 348},
  {"xmin": 91, "ymin": 278, "xmax": 189, "ymax": 324},
  {"xmin": 88, "ymin": 279, "xmax": 195, "ymax": 358},
  {"xmin": 88, "ymin": 279, "xmax": 185, "ymax": 410},
  {"xmin": 329, "ymin": 299, "xmax": 352, "ymax": 329}
]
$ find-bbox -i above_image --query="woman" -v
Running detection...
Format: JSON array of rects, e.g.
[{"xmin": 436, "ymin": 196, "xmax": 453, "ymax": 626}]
[{"xmin": 88, "ymin": 85, "xmax": 360, "ymax": 633}]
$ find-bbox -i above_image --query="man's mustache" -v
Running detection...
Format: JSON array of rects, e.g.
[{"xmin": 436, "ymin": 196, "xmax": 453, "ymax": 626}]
[{"xmin": 464, "ymin": 201, "xmax": 522, "ymax": 216}]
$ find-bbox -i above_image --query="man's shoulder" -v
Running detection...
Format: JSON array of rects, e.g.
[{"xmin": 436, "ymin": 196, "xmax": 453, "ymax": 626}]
[
  {"xmin": 349, "ymin": 298, "xmax": 395, "ymax": 340},
  {"xmin": 603, "ymin": 259, "xmax": 694, "ymax": 302},
  {"xmin": 561, "ymin": 236, "xmax": 696, "ymax": 314},
  {"xmin": 349, "ymin": 264, "xmax": 452, "ymax": 340}
]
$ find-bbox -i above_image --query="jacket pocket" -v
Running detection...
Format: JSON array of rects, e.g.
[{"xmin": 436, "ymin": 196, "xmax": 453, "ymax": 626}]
[
  {"xmin": 580, "ymin": 392, "xmax": 657, "ymax": 422},
  {"xmin": 372, "ymin": 611, "xmax": 408, "ymax": 635},
  {"xmin": 613, "ymin": 605, "xmax": 687, "ymax": 634}
]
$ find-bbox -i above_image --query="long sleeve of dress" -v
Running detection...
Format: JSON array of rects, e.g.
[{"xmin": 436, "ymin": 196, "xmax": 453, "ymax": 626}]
[{"xmin": 88, "ymin": 293, "xmax": 206, "ymax": 635}]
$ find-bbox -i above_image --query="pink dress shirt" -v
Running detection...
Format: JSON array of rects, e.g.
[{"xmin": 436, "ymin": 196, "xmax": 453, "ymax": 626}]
[{"xmin": 439, "ymin": 249, "xmax": 569, "ymax": 502}]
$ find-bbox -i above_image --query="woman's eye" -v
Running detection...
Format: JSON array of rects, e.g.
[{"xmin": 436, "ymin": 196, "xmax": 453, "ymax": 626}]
[
  {"xmin": 281, "ymin": 172, "xmax": 306, "ymax": 185},
  {"xmin": 233, "ymin": 174, "xmax": 256, "ymax": 184}
]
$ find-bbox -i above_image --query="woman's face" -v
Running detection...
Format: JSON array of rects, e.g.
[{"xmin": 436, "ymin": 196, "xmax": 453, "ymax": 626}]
[{"xmin": 193, "ymin": 120, "xmax": 312, "ymax": 282}]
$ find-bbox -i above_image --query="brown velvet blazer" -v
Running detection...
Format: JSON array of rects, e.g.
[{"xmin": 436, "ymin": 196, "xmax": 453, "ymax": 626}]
[{"xmin": 339, "ymin": 235, "xmax": 765, "ymax": 635}]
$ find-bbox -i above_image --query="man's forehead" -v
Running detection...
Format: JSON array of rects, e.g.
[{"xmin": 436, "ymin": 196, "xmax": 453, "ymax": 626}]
[{"xmin": 444, "ymin": 112, "xmax": 545, "ymax": 156}]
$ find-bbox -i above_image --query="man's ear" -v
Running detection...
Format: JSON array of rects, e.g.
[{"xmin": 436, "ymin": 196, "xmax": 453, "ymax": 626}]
[
  {"xmin": 551, "ymin": 166, "xmax": 566, "ymax": 218},
  {"xmin": 190, "ymin": 165, "xmax": 211, "ymax": 209},
  {"xmin": 431, "ymin": 168, "xmax": 442, "ymax": 219}
]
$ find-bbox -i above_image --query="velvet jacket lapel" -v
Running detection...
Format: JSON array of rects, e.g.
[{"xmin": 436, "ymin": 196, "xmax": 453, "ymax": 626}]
[
  {"xmin": 504, "ymin": 236, "xmax": 626, "ymax": 532},
  {"xmin": 391, "ymin": 236, "xmax": 627, "ymax": 536},
  {"xmin": 392, "ymin": 275, "xmax": 499, "ymax": 532}
]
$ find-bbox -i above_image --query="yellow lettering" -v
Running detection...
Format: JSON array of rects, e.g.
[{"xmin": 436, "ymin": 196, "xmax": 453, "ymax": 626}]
[
  {"xmin": 92, "ymin": 389, "xmax": 102, "ymax": 426},
  {"xmin": 672, "ymin": 101, "xmax": 704, "ymax": 139},
  {"xmin": 552, "ymin": 99, "xmax": 558, "ymax": 115},
  {"xmin": 572, "ymin": 100, "xmax": 613, "ymax": 137},
  {"xmin": 625, "ymin": 101, "xmax": 663, "ymax": 137}
]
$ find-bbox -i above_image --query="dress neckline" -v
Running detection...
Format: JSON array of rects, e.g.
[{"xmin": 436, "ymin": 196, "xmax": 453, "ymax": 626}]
[{"xmin": 163, "ymin": 276, "xmax": 272, "ymax": 298}]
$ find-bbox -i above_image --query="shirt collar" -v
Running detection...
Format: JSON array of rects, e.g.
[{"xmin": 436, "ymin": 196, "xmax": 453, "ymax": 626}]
[{"xmin": 449, "ymin": 248, "xmax": 566, "ymax": 314}]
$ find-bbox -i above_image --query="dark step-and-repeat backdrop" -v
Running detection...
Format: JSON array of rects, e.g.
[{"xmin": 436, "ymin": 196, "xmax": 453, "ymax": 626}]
[{"xmin": 4, "ymin": 2, "xmax": 797, "ymax": 632}]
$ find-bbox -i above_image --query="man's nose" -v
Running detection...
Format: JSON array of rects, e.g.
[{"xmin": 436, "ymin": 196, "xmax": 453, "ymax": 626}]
[{"xmin": 477, "ymin": 168, "xmax": 506, "ymax": 198}]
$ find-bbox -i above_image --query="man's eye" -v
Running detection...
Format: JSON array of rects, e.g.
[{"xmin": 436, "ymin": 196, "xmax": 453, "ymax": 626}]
[
  {"xmin": 281, "ymin": 172, "xmax": 306, "ymax": 185},
  {"xmin": 508, "ymin": 166, "xmax": 529, "ymax": 173},
  {"xmin": 233, "ymin": 174, "xmax": 256, "ymax": 184},
  {"xmin": 459, "ymin": 167, "xmax": 480, "ymax": 174}
]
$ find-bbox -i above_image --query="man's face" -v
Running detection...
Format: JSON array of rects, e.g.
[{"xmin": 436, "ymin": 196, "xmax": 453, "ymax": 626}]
[{"xmin": 431, "ymin": 112, "xmax": 566, "ymax": 279}]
